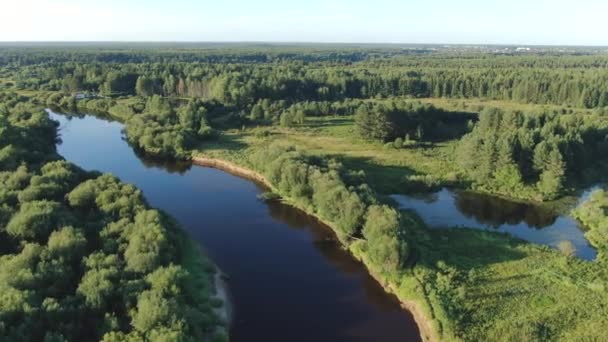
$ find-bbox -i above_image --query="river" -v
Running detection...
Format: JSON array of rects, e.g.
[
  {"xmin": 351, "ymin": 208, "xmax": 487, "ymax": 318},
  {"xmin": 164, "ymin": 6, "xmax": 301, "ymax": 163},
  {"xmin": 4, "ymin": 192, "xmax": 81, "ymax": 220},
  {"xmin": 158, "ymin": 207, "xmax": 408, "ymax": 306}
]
[{"xmin": 49, "ymin": 110, "xmax": 422, "ymax": 341}]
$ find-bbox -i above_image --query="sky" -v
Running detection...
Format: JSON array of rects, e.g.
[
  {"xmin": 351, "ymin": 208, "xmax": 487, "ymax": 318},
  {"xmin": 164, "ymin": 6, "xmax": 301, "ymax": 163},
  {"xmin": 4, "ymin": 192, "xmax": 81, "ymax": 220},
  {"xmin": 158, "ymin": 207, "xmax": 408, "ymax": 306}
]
[{"xmin": 1, "ymin": 0, "xmax": 606, "ymax": 45}]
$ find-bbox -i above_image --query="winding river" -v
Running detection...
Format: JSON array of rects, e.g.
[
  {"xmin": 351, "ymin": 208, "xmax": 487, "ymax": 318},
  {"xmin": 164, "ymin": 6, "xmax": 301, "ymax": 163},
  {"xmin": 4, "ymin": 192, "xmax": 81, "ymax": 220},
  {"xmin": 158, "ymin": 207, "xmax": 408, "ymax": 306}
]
[{"xmin": 49, "ymin": 110, "xmax": 422, "ymax": 341}]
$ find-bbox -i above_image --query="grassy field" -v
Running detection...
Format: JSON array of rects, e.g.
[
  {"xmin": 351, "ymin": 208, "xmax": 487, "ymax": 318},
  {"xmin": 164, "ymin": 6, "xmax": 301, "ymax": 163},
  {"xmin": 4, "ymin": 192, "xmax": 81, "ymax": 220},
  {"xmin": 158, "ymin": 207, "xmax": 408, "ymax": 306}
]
[
  {"xmin": 408, "ymin": 225, "xmax": 608, "ymax": 341},
  {"xmin": 199, "ymin": 115, "xmax": 461, "ymax": 194},
  {"xmin": 199, "ymin": 96, "xmax": 596, "ymax": 196}
]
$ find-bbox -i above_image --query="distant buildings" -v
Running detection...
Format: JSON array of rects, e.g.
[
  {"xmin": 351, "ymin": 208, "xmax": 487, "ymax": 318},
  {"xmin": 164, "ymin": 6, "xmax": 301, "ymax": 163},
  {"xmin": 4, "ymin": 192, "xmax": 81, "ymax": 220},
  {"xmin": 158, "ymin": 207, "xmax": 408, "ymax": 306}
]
[{"xmin": 73, "ymin": 92, "xmax": 99, "ymax": 100}]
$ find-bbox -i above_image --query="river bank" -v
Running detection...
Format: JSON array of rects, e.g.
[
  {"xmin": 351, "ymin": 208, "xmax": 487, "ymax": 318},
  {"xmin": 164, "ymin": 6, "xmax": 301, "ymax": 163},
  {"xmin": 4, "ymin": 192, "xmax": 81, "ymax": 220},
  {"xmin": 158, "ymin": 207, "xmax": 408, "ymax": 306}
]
[{"xmin": 193, "ymin": 155, "xmax": 437, "ymax": 342}]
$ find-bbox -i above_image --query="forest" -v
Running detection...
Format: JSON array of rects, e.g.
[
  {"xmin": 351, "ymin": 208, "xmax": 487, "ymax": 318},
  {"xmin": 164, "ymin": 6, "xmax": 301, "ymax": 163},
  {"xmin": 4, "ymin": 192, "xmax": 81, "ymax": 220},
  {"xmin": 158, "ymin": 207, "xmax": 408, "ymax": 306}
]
[
  {"xmin": 0, "ymin": 93, "xmax": 226, "ymax": 340},
  {"xmin": 2, "ymin": 45, "xmax": 608, "ymax": 341},
  {"xmin": 4, "ymin": 47, "xmax": 608, "ymax": 109},
  {"xmin": 457, "ymin": 107, "xmax": 608, "ymax": 200}
]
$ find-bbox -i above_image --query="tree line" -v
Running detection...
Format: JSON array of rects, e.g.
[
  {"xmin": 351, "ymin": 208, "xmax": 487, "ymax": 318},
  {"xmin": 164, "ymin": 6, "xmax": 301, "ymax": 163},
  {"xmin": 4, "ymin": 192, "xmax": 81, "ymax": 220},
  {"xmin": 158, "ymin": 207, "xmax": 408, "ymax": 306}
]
[
  {"xmin": 354, "ymin": 100, "xmax": 474, "ymax": 142},
  {"xmin": 8, "ymin": 51, "xmax": 608, "ymax": 109},
  {"xmin": 46, "ymin": 94, "xmax": 218, "ymax": 160},
  {"xmin": 457, "ymin": 107, "xmax": 608, "ymax": 200},
  {"xmin": 249, "ymin": 142, "xmax": 410, "ymax": 275}
]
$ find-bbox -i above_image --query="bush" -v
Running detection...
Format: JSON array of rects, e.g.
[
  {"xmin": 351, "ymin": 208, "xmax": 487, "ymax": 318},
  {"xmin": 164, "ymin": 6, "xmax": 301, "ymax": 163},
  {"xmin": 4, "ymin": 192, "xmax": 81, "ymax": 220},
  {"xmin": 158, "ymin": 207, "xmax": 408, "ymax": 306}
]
[
  {"xmin": 393, "ymin": 137, "xmax": 404, "ymax": 149},
  {"xmin": 363, "ymin": 205, "xmax": 407, "ymax": 273},
  {"xmin": 6, "ymin": 200, "xmax": 66, "ymax": 241},
  {"xmin": 557, "ymin": 240, "xmax": 576, "ymax": 257},
  {"xmin": 125, "ymin": 210, "xmax": 170, "ymax": 273}
]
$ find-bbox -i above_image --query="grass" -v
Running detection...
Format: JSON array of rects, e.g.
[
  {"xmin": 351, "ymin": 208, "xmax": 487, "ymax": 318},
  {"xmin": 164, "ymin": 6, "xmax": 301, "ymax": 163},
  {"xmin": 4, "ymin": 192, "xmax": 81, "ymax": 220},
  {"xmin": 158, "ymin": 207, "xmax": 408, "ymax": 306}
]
[
  {"xmin": 199, "ymin": 115, "xmax": 461, "ymax": 194},
  {"xmin": 199, "ymin": 95, "xmax": 597, "ymax": 197},
  {"xmin": 12, "ymin": 89, "xmax": 41, "ymax": 96},
  {"xmin": 416, "ymin": 97, "xmax": 595, "ymax": 115},
  {"xmin": 400, "ymin": 226, "xmax": 608, "ymax": 341}
]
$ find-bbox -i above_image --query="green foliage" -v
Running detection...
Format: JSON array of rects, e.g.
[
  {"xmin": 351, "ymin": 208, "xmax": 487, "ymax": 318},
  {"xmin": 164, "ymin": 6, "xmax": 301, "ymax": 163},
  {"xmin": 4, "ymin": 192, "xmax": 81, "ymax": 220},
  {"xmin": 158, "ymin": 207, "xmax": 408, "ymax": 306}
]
[
  {"xmin": 393, "ymin": 137, "xmax": 404, "ymax": 149},
  {"xmin": 457, "ymin": 107, "xmax": 608, "ymax": 201},
  {"xmin": 355, "ymin": 105, "xmax": 392, "ymax": 141},
  {"xmin": 131, "ymin": 290, "xmax": 179, "ymax": 333},
  {"xmin": 0, "ymin": 93, "xmax": 220, "ymax": 340},
  {"xmin": 0, "ymin": 93, "xmax": 58, "ymax": 168},
  {"xmin": 362, "ymin": 205, "xmax": 408, "ymax": 274},
  {"xmin": 100, "ymin": 71, "xmax": 137, "ymax": 95},
  {"xmin": 77, "ymin": 253, "xmax": 120, "ymax": 309},
  {"xmin": 250, "ymin": 142, "xmax": 409, "ymax": 268},
  {"xmin": 135, "ymin": 76, "xmax": 157, "ymax": 97},
  {"xmin": 410, "ymin": 228, "xmax": 608, "ymax": 341},
  {"xmin": 47, "ymin": 226, "xmax": 86, "ymax": 259},
  {"xmin": 355, "ymin": 100, "xmax": 471, "ymax": 142},
  {"xmin": 249, "ymin": 103, "xmax": 264, "ymax": 120},
  {"xmin": 279, "ymin": 107, "xmax": 306, "ymax": 127},
  {"xmin": 18, "ymin": 161, "xmax": 83, "ymax": 203},
  {"xmin": 9, "ymin": 48, "xmax": 608, "ymax": 109},
  {"xmin": 253, "ymin": 143, "xmax": 358, "ymax": 238},
  {"xmin": 68, "ymin": 174, "xmax": 145, "ymax": 220},
  {"xmin": 122, "ymin": 97, "xmax": 216, "ymax": 159},
  {"xmin": 6, "ymin": 200, "xmax": 67, "ymax": 241},
  {"xmin": 125, "ymin": 210, "xmax": 170, "ymax": 273},
  {"xmin": 7, "ymin": 46, "xmax": 608, "ymax": 341}
]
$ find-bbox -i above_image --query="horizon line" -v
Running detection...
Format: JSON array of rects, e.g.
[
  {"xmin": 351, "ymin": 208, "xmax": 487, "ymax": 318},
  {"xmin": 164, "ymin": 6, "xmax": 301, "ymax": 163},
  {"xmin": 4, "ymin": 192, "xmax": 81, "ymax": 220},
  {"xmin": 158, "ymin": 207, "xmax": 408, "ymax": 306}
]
[{"xmin": 0, "ymin": 41, "xmax": 607, "ymax": 48}]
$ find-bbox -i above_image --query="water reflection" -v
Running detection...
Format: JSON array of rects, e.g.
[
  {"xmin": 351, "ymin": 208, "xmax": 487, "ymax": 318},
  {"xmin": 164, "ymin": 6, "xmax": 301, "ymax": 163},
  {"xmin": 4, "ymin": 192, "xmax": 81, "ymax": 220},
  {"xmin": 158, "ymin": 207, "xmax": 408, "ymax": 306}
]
[
  {"xmin": 134, "ymin": 149, "xmax": 193, "ymax": 174},
  {"xmin": 454, "ymin": 191, "xmax": 558, "ymax": 229},
  {"xmin": 392, "ymin": 188, "xmax": 597, "ymax": 260},
  {"xmin": 265, "ymin": 199, "xmax": 407, "ymax": 310}
]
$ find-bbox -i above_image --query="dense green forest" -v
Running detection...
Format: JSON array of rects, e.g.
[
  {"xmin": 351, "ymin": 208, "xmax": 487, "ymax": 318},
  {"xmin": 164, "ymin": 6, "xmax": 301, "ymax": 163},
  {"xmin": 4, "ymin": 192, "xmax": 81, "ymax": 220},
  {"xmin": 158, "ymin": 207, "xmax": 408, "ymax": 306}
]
[
  {"xmin": 2, "ymin": 45, "xmax": 608, "ymax": 341},
  {"xmin": 0, "ymin": 93, "xmax": 225, "ymax": 340},
  {"xmin": 4, "ymin": 48, "xmax": 608, "ymax": 108},
  {"xmin": 457, "ymin": 107, "xmax": 608, "ymax": 200}
]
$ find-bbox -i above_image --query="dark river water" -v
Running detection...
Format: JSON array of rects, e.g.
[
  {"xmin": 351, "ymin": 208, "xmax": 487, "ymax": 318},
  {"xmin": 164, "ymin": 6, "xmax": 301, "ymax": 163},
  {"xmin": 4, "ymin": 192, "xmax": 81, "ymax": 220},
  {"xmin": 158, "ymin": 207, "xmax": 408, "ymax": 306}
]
[
  {"xmin": 48, "ymin": 110, "xmax": 422, "ymax": 342},
  {"xmin": 392, "ymin": 188, "xmax": 598, "ymax": 260}
]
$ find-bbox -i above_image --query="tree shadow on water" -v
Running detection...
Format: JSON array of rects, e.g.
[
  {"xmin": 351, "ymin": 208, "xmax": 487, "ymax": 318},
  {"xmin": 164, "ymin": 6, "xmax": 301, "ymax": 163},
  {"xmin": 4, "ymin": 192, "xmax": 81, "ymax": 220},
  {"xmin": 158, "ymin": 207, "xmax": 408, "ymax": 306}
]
[{"xmin": 454, "ymin": 191, "xmax": 559, "ymax": 229}]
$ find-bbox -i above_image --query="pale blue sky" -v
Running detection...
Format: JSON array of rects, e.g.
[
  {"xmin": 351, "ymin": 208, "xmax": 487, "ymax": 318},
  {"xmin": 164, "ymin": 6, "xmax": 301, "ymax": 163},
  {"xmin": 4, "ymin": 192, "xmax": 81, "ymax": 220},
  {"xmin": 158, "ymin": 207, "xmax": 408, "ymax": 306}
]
[{"xmin": 1, "ymin": 0, "xmax": 606, "ymax": 45}]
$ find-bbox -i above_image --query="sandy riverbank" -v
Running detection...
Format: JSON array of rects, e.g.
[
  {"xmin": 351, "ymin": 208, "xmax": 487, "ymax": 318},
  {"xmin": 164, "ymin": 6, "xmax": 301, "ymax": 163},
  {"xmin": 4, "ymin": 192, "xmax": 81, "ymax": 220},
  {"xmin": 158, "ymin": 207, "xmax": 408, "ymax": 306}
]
[{"xmin": 212, "ymin": 267, "xmax": 233, "ymax": 328}]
